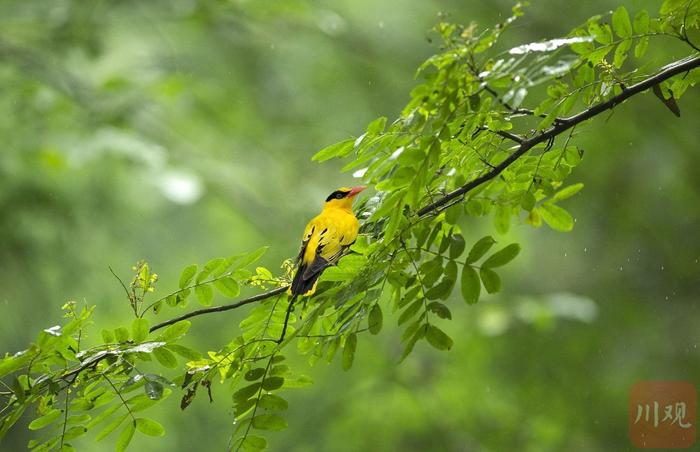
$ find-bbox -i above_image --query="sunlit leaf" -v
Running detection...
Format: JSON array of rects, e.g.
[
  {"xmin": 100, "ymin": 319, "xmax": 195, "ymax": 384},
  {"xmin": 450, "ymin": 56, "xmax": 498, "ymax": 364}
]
[
  {"xmin": 539, "ymin": 203, "xmax": 574, "ymax": 231},
  {"xmin": 131, "ymin": 318, "xmax": 149, "ymax": 343},
  {"xmin": 115, "ymin": 421, "xmax": 135, "ymax": 452},
  {"xmin": 466, "ymin": 236, "xmax": 496, "ymax": 264},
  {"xmin": 179, "ymin": 264, "xmax": 197, "ymax": 289},
  {"xmin": 214, "ymin": 277, "xmax": 240, "ymax": 298},
  {"xmin": 482, "ymin": 244, "xmax": 522, "ymax": 268},
  {"xmin": 195, "ymin": 284, "xmax": 214, "ymax": 306},
  {"xmin": 612, "ymin": 6, "xmax": 632, "ymax": 38},
  {"xmin": 135, "ymin": 417, "xmax": 165, "ymax": 436},
  {"xmin": 311, "ymin": 139, "xmax": 355, "ymax": 162}
]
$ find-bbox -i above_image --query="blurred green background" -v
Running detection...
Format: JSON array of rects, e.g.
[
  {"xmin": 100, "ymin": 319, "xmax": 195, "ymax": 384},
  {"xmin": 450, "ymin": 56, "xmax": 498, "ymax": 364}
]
[{"xmin": 1, "ymin": 0, "xmax": 698, "ymax": 450}]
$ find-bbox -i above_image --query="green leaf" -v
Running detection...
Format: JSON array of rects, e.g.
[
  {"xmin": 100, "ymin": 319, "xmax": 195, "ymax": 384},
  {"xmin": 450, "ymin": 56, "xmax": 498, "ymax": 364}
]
[
  {"xmin": 588, "ymin": 20, "xmax": 612, "ymax": 45},
  {"xmin": 234, "ymin": 246, "xmax": 269, "ymax": 270},
  {"xmin": 101, "ymin": 329, "xmax": 114, "ymax": 343},
  {"xmin": 258, "ymin": 394, "xmax": 288, "ymax": 411},
  {"xmin": 342, "ymin": 333, "xmax": 357, "ymax": 371},
  {"xmin": 613, "ymin": 39, "xmax": 631, "ymax": 68},
  {"xmin": 131, "ymin": 318, "xmax": 149, "ymax": 343},
  {"xmin": 375, "ymin": 167, "xmax": 415, "ymax": 191},
  {"xmin": 520, "ymin": 191, "xmax": 536, "ymax": 211},
  {"xmin": 634, "ymin": 36, "xmax": 649, "ymax": 58},
  {"xmin": 252, "ymin": 414, "xmax": 287, "ymax": 431},
  {"xmin": 612, "ymin": 6, "xmax": 632, "ymax": 38},
  {"xmin": 245, "ymin": 368, "xmax": 266, "ymax": 381},
  {"xmin": 398, "ymin": 298, "xmax": 423, "ymax": 325},
  {"xmin": 214, "ymin": 277, "xmax": 240, "ymax": 298},
  {"xmin": 62, "ymin": 426, "xmax": 87, "ymax": 441},
  {"xmin": 167, "ymin": 344, "xmax": 201, "ymax": 361},
  {"xmin": 86, "ymin": 405, "xmax": 121, "ymax": 430},
  {"xmin": 321, "ymin": 254, "xmax": 368, "ymax": 282},
  {"xmin": 460, "ymin": 265, "xmax": 480, "ymax": 305},
  {"xmin": 427, "ymin": 301, "xmax": 452, "ymax": 319},
  {"xmin": 135, "ymin": 418, "xmax": 165, "ymax": 436},
  {"xmin": 152, "ymin": 347, "xmax": 178, "ymax": 368},
  {"xmin": 144, "ymin": 381, "xmax": 164, "ymax": 400},
  {"xmin": 233, "ymin": 383, "xmax": 261, "ymax": 403},
  {"xmin": 195, "ymin": 257, "xmax": 230, "ymax": 284},
  {"xmin": 633, "ymin": 10, "xmax": 650, "ymax": 34},
  {"xmin": 466, "ymin": 236, "xmax": 496, "ymax": 264},
  {"xmin": 115, "ymin": 421, "xmax": 135, "ymax": 452},
  {"xmin": 114, "ymin": 327, "xmax": 129, "ymax": 343},
  {"xmin": 195, "ymin": 284, "xmax": 214, "ymax": 306},
  {"xmin": 367, "ymin": 116, "xmax": 387, "ymax": 135},
  {"xmin": 241, "ymin": 435, "xmax": 267, "ymax": 451},
  {"xmin": 262, "ymin": 376, "xmax": 284, "ymax": 391},
  {"xmin": 311, "ymin": 138, "xmax": 354, "ymax": 162},
  {"xmin": 480, "ymin": 268, "xmax": 502, "ymax": 294},
  {"xmin": 397, "ymin": 147, "xmax": 426, "ymax": 166},
  {"xmin": 96, "ymin": 413, "xmax": 128, "ymax": 441},
  {"xmin": 426, "ymin": 325, "xmax": 453, "ymax": 351},
  {"xmin": 399, "ymin": 324, "xmax": 426, "ymax": 362},
  {"xmin": 28, "ymin": 409, "xmax": 61, "ymax": 430},
  {"xmin": 482, "ymin": 243, "xmax": 522, "ymax": 268},
  {"xmin": 449, "ymin": 234, "xmax": 466, "ymax": 259},
  {"xmin": 494, "ymin": 204, "xmax": 511, "ymax": 234},
  {"xmin": 539, "ymin": 203, "xmax": 574, "ymax": 231},
  {"xmin": 158, "ymin": 320, "xmax": 191, "ymax": 342},
  {"xmin": 368, "ymin": 304, "xmax": 383, "ymax": 335},
  {"xmin": 425, "ymin": 279, "xmax": 454, "ymax": 300},
  {"xmin": 552, "ymin": 183, "xmax": 584, "ymax": 201},
  {"xmin": 179, "ymin": 264, "xmax": 197, "ymax": 289}
]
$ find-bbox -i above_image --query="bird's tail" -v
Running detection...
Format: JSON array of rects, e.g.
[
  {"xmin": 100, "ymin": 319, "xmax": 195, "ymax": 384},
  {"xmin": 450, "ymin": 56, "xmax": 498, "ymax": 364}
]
[{"xmin": 289, "ymin": 264, "xmax": 321, "ymax": 297}]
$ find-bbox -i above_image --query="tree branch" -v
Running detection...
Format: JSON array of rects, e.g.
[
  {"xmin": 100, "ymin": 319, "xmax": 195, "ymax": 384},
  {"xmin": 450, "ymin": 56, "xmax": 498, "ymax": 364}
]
[
  {"xmin": 416, "ymin": 54, "xmax": 700, "ymax": 217},
  {"xmin": 149, "ymin": 286, "xmax": 288, "ymax": 333},
  {"xmin": 146, "ymin": 56, "xmax": 700, "ymax": 333}
]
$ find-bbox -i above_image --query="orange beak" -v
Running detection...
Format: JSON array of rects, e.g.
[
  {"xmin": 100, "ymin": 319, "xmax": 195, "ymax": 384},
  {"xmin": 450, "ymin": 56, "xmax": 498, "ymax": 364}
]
[{"xmin": 348, "ymin": 186, "xmax": 367, "ymax": 197}]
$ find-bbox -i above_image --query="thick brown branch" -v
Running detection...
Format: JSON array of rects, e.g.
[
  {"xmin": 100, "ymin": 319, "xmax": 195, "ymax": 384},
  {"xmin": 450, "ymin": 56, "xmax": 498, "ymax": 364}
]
[
  {"xmin": 149, "ymin": 286, "xmax": 288, "ymax": 333},
  {"xmin": 417, "ymin": 54, "xmax": 700, "ymax": 217}
]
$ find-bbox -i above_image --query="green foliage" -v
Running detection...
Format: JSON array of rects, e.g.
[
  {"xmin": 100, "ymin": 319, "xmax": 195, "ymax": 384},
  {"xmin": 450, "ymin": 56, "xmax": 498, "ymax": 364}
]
[{"xmin": 2, "ymin": 1, "xmax": 700, "ymax": 450}]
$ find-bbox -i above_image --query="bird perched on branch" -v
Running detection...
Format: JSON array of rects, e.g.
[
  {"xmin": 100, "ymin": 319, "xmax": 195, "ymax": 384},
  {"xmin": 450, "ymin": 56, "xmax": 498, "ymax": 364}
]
[{"xmin": 278, "ymin": 185, "xmax": 366, "ymax": 342}]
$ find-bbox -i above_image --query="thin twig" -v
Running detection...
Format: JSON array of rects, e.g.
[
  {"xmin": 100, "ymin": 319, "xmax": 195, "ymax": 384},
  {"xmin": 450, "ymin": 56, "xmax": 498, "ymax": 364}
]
[
  {"xmin": 149, "ymin": 286, "xmax": 288, "ymax": 333},
  {"xmin": 109, "ymin": 266, "xmax": 134, "ymax": 315},
  {"xmin": 101, "ymin": 373, "xmax": 135, "ymax": 421}
]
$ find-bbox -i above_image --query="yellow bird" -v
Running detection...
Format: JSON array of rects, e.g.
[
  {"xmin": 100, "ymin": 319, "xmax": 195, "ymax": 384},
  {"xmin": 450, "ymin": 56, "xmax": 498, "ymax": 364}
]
[
  {"xmin": 277, "ymin": 186, "xmax": 366, "ymax": 343},
  {"xmin": 289, "ymin": 185, "xmax": 367, "ymax": 298}
]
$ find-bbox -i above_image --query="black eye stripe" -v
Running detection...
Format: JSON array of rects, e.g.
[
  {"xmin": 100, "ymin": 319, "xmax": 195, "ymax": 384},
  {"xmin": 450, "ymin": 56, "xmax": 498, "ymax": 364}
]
[{"xmin": 325, "ymin": 190, "xmax": 350, "ymax": 202}]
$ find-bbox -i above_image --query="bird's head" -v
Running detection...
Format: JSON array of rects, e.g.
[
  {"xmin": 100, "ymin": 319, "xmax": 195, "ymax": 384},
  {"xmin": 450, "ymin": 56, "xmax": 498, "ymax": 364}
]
[{"xmin": 324, "ymin": 186, "xmax": 366, "ymax": 210}]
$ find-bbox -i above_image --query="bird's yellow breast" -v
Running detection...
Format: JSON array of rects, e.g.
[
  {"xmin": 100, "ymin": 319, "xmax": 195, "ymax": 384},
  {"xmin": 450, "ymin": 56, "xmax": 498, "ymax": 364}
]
[{"xmin": 302, "ymin": 206, "xmax": 359, "ymax": 265}]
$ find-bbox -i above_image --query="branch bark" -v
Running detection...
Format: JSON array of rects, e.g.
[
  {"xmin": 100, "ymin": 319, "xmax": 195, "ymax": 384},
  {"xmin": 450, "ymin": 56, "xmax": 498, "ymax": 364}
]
[
  {"xmin": 416, "ymin": 54, "xmax": 700, "ymax": 217},
  {"xmin": 149, "ymin": 286, "xmax": 288, "ymax": 333}
]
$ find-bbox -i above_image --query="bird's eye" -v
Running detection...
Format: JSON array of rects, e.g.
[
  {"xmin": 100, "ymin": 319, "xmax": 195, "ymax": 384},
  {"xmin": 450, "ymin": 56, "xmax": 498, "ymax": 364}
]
[{"xmin": 335, "ymin": 193, "xmax": 344, "ymax": 199}]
